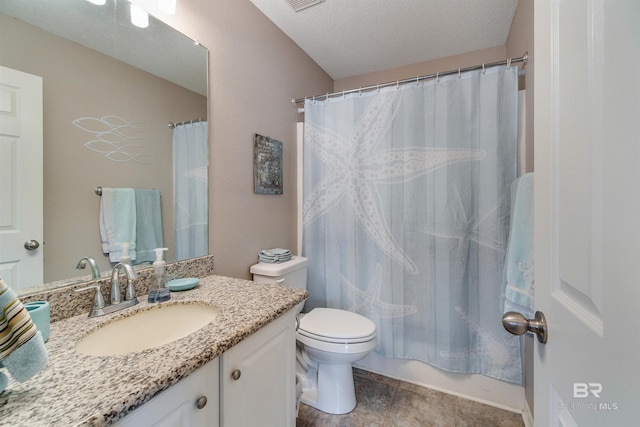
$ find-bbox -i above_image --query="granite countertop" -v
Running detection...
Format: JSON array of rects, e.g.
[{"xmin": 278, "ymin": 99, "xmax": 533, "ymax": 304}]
[{"xmin": 0, "ymin": 274, "xmax": 307, "ymax": 426}]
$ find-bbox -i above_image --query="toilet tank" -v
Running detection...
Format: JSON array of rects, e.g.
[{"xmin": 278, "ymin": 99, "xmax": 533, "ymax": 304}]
[{"xmin": 250, "ymin": 256, "xmax": 308, "ymax": 291}]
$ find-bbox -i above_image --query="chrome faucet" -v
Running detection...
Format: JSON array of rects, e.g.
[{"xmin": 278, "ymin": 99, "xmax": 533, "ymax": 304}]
[
  {"xmin": 110, "ymin": 262, "xmax": 138, "ymax": 304},
  {"xmin": 76, "ymin": 256, "xmax": 101, "ymax": 279},
  {"xmin": 75, "ymin": 262, "xmax": 139, "ymax": 317}
]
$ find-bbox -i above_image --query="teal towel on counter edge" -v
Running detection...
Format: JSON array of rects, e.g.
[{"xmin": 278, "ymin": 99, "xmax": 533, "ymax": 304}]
[
  {"xmin": 0, "ymin": 278, "xmax": 49, "ymax": 393},
  {"xmin": 502, "ymin": 173, "xmax": 534, "ymax": 318}
]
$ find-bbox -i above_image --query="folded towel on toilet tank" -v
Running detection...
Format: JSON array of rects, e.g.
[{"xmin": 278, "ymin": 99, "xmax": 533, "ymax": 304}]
[{"xmin": 258, "ymin": 248, "xmax": 292, "ymax": 263}]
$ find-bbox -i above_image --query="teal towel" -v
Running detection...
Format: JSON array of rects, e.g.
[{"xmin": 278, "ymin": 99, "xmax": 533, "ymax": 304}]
[
  {"xmin": 1, "ymin": 330, "xmax": 48, "ymax": 383},
  {"xmin": 0, "ymin": 371, "xmax": 7, "ymax": 393},
  {"xmin": 135, "ymin": 189, "xmax": 164, "ymax": 263},
  {"xmin": 100, "ymin": 188, "xmax": 137, "ymax": 262},
  {"xmin": 259, "ymin": 248, "xmax": 292, "ymax": 263},
  {"xmin": 0, "ymin": 278, "xmax": 48, "ymax": 392},
  {"xmin": 502, "ymin": 173, "xmax": 534, "ymax": 318}
]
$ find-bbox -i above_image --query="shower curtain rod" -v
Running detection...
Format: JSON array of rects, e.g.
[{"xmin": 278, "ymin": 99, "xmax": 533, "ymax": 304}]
[
  {"xmin": 168, "ymin": 117, "xmax": 206, "ymax": 128},
  {"xmin": 292, "ymin": 52, "xmax": 527, "ymax": 105}
]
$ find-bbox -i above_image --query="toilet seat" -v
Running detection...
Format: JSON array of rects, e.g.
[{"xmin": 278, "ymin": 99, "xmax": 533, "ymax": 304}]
[{"xmin": 298, "ymin": 308, "xmax": 376, "ymax": 344}]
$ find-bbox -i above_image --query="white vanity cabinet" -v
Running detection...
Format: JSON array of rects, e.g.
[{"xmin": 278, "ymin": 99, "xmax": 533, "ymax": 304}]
[
  {"xmin": 115, "ymin": 358, "xmax": 220, "ymax": 427},
  {"xmin": 114, "ymin": 308, "xmax": 297, "ymax": 427},
  {"xmin": 220, "ymin": 308, "xmax": 297, "ymax": 427}
]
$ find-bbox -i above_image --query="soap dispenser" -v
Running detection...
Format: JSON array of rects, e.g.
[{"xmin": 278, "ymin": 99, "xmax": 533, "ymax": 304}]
[
  {"xmin": 148, "ymin": 247, "xmax": 170, "ymax": 303},
  {"xmin": 119, "ymin": 242, "xmax": 132, "ymax": 265}
]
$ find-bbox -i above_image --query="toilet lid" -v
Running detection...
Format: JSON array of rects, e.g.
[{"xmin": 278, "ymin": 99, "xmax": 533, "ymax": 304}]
[{"xmin": 298, "ymin": 308, "xmax": 376, "ymax": 342}]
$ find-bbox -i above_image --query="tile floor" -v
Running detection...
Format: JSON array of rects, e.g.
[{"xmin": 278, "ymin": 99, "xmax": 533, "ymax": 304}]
[{"xmin": 296, "ymin": 368, "xmax": 525, "ymax": 427}]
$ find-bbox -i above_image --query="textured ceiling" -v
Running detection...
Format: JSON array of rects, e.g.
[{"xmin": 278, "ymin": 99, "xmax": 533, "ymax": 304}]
[
  {"xmin": 0, "ymin": 0, "xmax": 207, "ymax": 95},
  {"xmin": 250, "ymin": 0, "xmax": 519, "ymax": 80}
]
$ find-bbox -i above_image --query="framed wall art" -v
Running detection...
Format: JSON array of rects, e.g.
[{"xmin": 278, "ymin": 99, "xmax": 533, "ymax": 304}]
[{"xmin": 254, "ymin": 134, "xmax": 283, "ymax": 194}]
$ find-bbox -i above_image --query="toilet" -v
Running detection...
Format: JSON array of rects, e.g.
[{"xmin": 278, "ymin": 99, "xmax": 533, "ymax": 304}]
[{"xmin": 250, "ymin": 256, "xmax": 377, "ymax": 415}]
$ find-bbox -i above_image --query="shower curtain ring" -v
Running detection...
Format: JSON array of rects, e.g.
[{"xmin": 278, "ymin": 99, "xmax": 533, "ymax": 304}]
[
  {"xmin": 458, "ymin": 68, "xmax": 461, "ymax": 79},
  {"xmin": 482, "ymin": 64, "xmax": 486, "ymax": 75},
  {"xmin": 507, "ymin": 58, "xmax": 512, "ymax": 70},
  {"xmin": 436, "ymin": 72, "xmax": 439, "ymax": 83}
]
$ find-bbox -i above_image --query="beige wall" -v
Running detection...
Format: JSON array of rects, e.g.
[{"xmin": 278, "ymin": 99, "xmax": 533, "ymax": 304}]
[
  {"xmin": 507, "ymin": 0, "xmax": 534, "ymax": 174},
  {"xmin": 0, "ymin": 13, "xmax": 206, "ymax": 284},
  {"xmin": 159, "ymin": 0, "xmax": 333, "ymax": 279},
  {"xmin": 334, "ymin": 45, "xmax": 506, "ymax": 92}
]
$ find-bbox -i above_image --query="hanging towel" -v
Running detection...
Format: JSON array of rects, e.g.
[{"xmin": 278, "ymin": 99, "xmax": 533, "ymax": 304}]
[
  {"xmin": 503, "ymin": 173, "xmax": 534, "ymax": 318},
  {"xmin": 100, "ymin": 188, "xmax": 137, "ymax": 262},
  {"xmin": 0, "ymin": 278, "xmax": 48, "ymax": 393},
  {"xmin": 258, "ymin": 248, "xmax": 292, "ymax": 263},
  {"xmin": 135, "ymin": 189, "xmax": 163, "ymax": 263}
]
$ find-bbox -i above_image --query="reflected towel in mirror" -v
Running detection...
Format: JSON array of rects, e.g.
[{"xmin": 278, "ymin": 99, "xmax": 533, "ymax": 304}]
[
  {"xmin": 135, "ymin": 189, "xmax": 164, "ymax": 263},
  {"xmin": 100, "ymin": 188, "xmax": 137, "ymax": 262}
]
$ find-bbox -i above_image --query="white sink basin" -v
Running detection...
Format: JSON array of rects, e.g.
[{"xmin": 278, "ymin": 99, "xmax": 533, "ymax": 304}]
[{"xmin": 76, "ymin": 303, "xmax": 219, "ymax": 356}]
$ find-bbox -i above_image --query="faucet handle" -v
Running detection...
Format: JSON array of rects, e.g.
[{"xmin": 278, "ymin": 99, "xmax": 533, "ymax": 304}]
[
  {"xmin": 74, "ymin": 285, "xmax": 106, "ymax": 315},
  {"xmin": 125, "ymin": 278, "xmax": 137, "ymax": 301}
]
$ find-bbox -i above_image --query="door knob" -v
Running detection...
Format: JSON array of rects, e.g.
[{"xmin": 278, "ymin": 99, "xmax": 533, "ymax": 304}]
[
  {"xmin": 231, "ymin": 369, "xmax": 241, "ymax": 380},
  {"xmin": 502, "ymin": 311, "xmax": 548, "ymax": 344},
  {"xmin": 24, "ymin": 240, "xmax": 40, "ymax": 250},
  {"xmin": 196, "ymin": 395, "xmax": 207, "ymax": 409}
]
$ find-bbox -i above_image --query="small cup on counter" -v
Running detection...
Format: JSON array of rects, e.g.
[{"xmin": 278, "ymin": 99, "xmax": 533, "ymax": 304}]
[{"xmin": 25, "ymin": 301, "xmax": 50, "ymax": 342}]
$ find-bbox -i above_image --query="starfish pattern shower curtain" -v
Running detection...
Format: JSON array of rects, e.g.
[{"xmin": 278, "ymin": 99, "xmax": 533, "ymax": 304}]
[{"xmin": 302, "ymin": 65, "xmax": 522, "ymax": 383}]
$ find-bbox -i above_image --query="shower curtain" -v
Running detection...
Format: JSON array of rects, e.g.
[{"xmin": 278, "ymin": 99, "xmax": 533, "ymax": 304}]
[
  {"xmin": 302, "ymin": 66, "xmax": 522, "ymax": 383},
  {"xmin": 173, "ymin": 121, "xmax": 208, "ymax": 261}
]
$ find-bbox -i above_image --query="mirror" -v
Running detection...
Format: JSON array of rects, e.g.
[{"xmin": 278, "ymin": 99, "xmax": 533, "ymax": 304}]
[{"xmin": 0, "ymin": 0, "xmax": 208, "ymax": 292}]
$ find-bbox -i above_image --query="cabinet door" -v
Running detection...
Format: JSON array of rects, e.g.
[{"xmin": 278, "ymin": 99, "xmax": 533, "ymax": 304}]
[
  {"xmin": 220, "ymin": 309, "xmax": 296, "ymax": 427},
  {"xmin": 115, "ymin": 358, "xmax": 219, "ymax": 427}
]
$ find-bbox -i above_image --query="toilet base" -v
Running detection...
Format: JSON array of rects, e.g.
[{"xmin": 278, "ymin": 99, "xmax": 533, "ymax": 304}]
[{"xmin": 299, "ymin": 362, "xmax": 356, "ymax": 415}]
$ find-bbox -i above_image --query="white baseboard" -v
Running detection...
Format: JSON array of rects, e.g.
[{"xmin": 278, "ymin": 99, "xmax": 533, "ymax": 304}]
[
  {"xmin": 355, "ymin": 352, "xmax": 525, "ymax": 412},
  {"xmin": 522, "ymin": 398, "xmax": 534, "ymax": 427}
]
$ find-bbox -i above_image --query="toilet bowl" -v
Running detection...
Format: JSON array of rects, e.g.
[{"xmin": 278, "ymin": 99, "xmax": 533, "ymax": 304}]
[
  {"xmin": 296, "ymin": 308, "xmax": 376, "ymax": 414},
  {"xmin": 250, "ymin": 257, "xmax": 378, "ymax": 415}
]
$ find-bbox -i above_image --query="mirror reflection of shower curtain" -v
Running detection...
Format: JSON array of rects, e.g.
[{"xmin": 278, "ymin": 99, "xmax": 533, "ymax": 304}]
[
  {"xmin": 302, "ymin": 66, "xmax": 522, "ymax": 384},
  {"xmin": 173, "ymin": 121, "xmax": 208, "ymax": 261}
]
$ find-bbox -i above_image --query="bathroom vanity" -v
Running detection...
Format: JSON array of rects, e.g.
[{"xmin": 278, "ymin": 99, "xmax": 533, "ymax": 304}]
[
  {"xmin": 116, "ymin": 308, "xmax": 296, "ymax": 427},
  {"xmin": 0, "ymin": 274, "xmax": 306, "ymax": 426}
]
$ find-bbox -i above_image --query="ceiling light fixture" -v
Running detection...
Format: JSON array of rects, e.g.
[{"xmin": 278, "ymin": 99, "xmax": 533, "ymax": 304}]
[
  {"xmin": 130, "ymin": 3, "xmax": 149, "ymax": 28},
  {"xmin": 286, "ymin": 0, "xmax": 325, "ymax": 12}
]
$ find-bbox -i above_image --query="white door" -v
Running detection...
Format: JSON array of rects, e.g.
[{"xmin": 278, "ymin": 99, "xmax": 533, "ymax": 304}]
[
  {"xmin": 0, "ymin": 66, "xmax": 43, "ymax": 290},
  {"xmin": 534, "ymin": 1, "xmax": 640, "ymax": 426}
]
